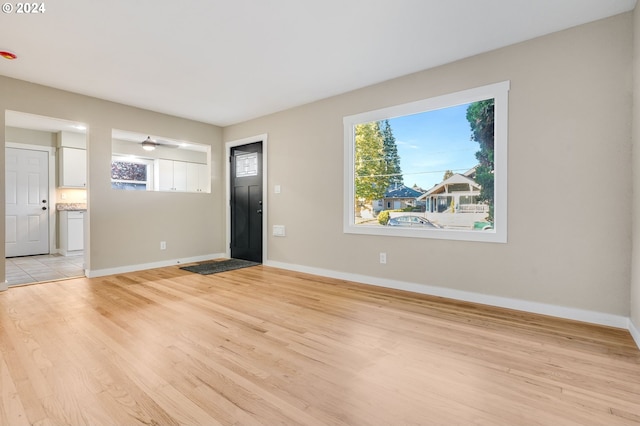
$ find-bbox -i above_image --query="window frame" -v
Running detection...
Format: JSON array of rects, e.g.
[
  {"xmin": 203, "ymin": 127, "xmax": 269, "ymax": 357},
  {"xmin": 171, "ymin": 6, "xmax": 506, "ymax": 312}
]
[
  {"xmin": 343, "ymin": 81, "xmax": 509, "ymax": 243},
  {"xmin": 111, "ymin": 156, "xmax": 154, "ymax": 191}
]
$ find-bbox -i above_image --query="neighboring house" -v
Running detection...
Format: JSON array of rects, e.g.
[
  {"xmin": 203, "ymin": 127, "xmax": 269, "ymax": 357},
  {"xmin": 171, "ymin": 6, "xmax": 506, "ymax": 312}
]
[
  {"xmin": 375, "ymin": 184, "xmax": 425, "ymax": 214},
  {"xmin": 417, "ymin": 167, "xmax": 489, "ymax": 229},
  {"xmin": 411, "ymin": 184, "xmax": 428, "ymax": 194}
]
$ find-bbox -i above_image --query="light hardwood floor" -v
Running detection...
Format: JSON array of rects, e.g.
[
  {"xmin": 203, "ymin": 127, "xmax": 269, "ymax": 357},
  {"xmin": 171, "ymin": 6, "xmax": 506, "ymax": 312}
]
[{"xmin": 0, "ymin": 264, "xmax": 639, "ymax": 425}]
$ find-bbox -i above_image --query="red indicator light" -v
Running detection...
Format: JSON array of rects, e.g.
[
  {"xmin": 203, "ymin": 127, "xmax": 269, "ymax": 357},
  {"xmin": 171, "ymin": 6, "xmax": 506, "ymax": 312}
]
[{"xmin": 0, "ymin": 51, "xmax": 17, "ymax": 60}]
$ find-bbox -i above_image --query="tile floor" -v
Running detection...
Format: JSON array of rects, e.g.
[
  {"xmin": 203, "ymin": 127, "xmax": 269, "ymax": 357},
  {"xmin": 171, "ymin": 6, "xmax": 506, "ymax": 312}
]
[{"xmin": 5, "ymin": 254, "xmax": 85, "ymax": 286}]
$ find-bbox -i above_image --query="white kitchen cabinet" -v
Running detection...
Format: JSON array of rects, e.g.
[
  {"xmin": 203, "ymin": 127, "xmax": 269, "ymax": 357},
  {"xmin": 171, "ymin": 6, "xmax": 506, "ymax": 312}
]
[
  {"xmin": 59, "ymin": 147, "xmax": 87, "ymax": 188},
  {"xmin": 156, "ymin": 159, "xmax": 187, "ymax": 191},
  {"xmin": 186, "ymin": 162, "xmax": 209, "ymax": 192},
  {"xmin": 60, "ymin": 210, "xmax": 84, "ymax": 255},
  {"xmin": 156, "ymin": 159, "xmax": 173, "ymax": 191},
  {"xmin": 157, "ymin": 160, "xmax": 207, "ymax": 192}
]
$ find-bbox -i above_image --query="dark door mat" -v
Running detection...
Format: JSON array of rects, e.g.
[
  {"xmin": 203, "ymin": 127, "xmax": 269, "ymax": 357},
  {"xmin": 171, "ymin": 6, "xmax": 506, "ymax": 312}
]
[{"xmin": 179, "ymin": 258, "xmax": 260, "ymax": 275}]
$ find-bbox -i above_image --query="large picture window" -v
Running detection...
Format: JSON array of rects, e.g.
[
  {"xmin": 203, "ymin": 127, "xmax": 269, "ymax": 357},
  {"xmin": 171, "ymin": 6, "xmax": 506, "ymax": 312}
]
[{"xmin": 344, "ymin": 81, "xmax": 509, "ymax": 243}]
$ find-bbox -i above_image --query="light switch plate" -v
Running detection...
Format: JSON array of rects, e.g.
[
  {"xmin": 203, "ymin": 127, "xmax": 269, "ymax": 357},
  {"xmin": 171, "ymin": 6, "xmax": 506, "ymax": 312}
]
[{"xmin": 273, "ymin": 225, "xmax": 286, "ymax": 237}]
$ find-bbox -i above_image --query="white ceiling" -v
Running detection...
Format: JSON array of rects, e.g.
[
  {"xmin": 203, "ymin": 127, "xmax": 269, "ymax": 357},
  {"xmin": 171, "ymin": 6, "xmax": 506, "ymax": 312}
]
[{"xmin": 0, "ymin": 0, "xmax": 636, "ymax": 127}]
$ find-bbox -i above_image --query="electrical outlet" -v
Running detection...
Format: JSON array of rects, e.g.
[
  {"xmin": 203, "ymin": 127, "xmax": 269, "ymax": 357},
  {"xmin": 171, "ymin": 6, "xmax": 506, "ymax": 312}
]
[
  {"xmin": 160, "ymin": 241, "xmax": 167, "ymax": 250},
  {"xmin": 379, "ymin": 252, "xmax": 387, "ymax": 264}
]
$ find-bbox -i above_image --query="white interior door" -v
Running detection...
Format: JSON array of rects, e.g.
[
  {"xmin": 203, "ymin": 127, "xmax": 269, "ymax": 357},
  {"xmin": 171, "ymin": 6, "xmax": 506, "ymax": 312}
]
[{"xmin": 5, "ymin": 147, "xmax": 50, "ymax": 257}]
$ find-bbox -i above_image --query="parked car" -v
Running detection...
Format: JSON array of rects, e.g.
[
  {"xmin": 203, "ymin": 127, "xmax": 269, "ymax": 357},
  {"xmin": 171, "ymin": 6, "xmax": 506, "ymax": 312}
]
[
  {"xmin": 387, "ymin": 215, "xmax": 436, "ymax": 228},
  {"xmin": 473, "ymin": 221, "xmax": 494, "ymax": 230}
]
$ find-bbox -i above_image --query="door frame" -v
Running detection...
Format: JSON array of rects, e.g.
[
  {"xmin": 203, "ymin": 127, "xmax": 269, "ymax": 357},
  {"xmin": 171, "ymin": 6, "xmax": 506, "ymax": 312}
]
[
  {"xmin": 225, "ymin": 134, "xmax": 268, "ymax": 261},
  {"xmin": 5, "ymin": 142, "xmax": 56, "ymax": 255}
]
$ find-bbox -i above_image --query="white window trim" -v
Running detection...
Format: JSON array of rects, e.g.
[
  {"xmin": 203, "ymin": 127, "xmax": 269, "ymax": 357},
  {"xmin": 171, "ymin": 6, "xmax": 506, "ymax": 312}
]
[
  {"xmin": 111, "ymin": 155, "xmax": 154, "ymax": 191},
  {"xmin": 343, "ymin": 80, "xmax": 509, "ymax": 243}
]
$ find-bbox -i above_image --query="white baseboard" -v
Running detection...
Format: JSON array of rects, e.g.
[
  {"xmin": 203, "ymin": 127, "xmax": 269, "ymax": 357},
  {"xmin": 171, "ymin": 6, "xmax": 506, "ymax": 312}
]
[
  {"xmin": 0, "ymin": 280, "xmax": 7, "ymax": 292},
  {"xmin": 86, "ymin": 253, "xmax": 226, "ymax": 278},
  {"xmin": 265, "ymin": 260, "xmax": 631, "ymax": 331},
  {"xmin": 59, "ymin": 249, "xmax": 84, "ymax": 257},
  {"xmin": 630, "ymin": 319, "xmax": 640, "ymax": 350}
]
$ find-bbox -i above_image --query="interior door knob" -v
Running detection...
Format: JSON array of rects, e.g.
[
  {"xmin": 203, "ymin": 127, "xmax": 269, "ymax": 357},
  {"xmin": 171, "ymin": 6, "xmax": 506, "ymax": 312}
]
[{"xmin": 42, "ymin": 206, "xmax": 47, "ymax": 210}]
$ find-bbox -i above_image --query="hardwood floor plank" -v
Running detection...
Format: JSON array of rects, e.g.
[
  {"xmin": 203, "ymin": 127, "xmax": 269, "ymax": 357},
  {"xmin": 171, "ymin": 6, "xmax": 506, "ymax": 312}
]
[
  {"xmin": 0, "ymin": 354, "xmax": 30, "ymax": 426},
  {"xmin": 0, "ymin": 265, "xmax": 639, "ymax": 425}
]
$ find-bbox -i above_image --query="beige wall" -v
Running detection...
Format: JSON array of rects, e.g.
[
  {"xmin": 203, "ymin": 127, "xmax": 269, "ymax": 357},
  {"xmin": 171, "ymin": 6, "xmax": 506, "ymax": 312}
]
[
  {"xmin": 6, "ymin": 126, "xmax": 56, "ymax": 147},
  {"xmin": 1, "ymin": 76, "xmax": 225, "ymax": 277},
  {"xmin": 224, "ymin": 13, "xmax": 633, "ymax": 317},
  {"xmin": 632, "ymin": 6, "xmax": 640, "ymax": 334}
]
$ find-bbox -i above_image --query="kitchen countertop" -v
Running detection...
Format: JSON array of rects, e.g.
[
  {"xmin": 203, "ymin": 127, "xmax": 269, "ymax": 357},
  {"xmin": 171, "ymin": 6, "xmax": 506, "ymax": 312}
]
[{"xmin": 56, "ymin": 203, "xmax": 87, "ymax": 211}]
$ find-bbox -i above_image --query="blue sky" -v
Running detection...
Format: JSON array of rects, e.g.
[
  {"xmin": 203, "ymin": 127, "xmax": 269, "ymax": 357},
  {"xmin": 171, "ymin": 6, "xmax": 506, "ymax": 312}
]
[{"xmin": 388, "ymin": 103, "xmax": 479, "ymax": 190}]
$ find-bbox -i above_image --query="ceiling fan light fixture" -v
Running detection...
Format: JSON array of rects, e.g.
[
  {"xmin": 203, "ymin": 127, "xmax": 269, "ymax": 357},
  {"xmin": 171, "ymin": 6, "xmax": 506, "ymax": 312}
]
[{"xmin": 141, "ymin": 136, "xmax": 157, "ymax": 151}]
